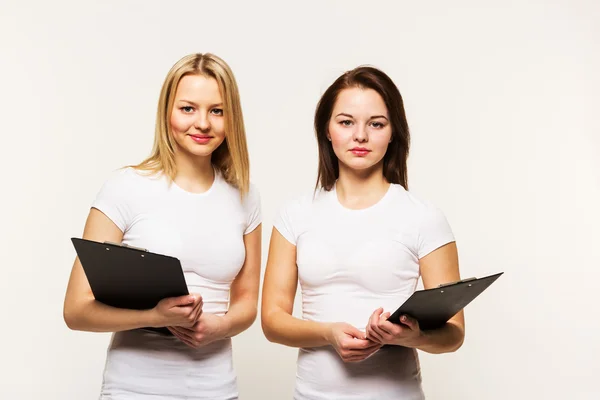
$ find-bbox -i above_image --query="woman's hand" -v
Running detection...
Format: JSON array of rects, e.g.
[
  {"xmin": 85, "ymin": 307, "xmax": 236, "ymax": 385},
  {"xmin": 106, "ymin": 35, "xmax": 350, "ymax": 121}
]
[
  {"xmin": 327, "ymin": 322, "xmax": 382, "ymax": 363},
  {"xmin": 168, "ymin": 312, "xmax": 230, "ymax": 349},
  {"xmin": 151, "ymin": 294, "xmax": 203, "ymax": 328},
  {"xmin": 366, "ymin": 308, "xmax": 423, "ymax": 348}
]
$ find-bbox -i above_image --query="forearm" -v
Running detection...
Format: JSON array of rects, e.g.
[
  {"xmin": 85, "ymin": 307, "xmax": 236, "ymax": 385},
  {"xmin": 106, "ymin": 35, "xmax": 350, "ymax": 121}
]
[
  {"xmin": 262, "ymin": 309, "xmax": 332, "ymax": 348},
  {"xmin": 221, "ymin": 297, "xmax": 258, "ymax": 338},
  {"xmin": 64, "ymin": 299, "xmax": 157, "ymax": 333},
  {"xmin": 414, "ymin": 322, "xmax": 464, "ymax": 354}
]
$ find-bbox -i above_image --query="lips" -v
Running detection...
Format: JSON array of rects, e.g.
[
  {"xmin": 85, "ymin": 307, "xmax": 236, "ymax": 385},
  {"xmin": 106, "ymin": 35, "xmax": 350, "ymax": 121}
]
[
  {"xmin": 189, "ymin": 134, "xmax": 212, "ymax": 144},
  {"xmin": 350, "ymin": 147, "xmax": 370, "ymax": 156}
]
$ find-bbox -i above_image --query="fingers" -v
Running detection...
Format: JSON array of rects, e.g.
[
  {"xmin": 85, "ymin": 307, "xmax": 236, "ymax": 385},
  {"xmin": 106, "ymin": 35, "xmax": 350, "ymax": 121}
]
[
  {"xmin": 170, "ymin": 325, "xmax": 206, "ymax": 349},
  {"xmin": 366, "ymin": 309, "xmax": 386, "ymax": 343},
  {"xmin": 340, "ymin": 342, "xmax": 382, "ymax": 363},
  {"xmin": 334, "ymin": 321, "xmax": 385, "ymax": 363},
  {"xmin": 366, "ymin": 324, "xmax": 385, "ymax": 343},
  {"xmin": 190, "ymin": 295, "xmax": 204, "ymax": 321},
  {"xmin": 375, "ymin": 312, "xmax": 394, "ymax": 335},
  {"xmin": 399, "ymin": 314, "xmax": 418, "ymax": 330},
  {"xmin": 168, "ymin": 327, "xmax": 197, "ymax": 348},
  {"xmin": 172, "ymin": 294, "xmax": 198, "ymax": 307},
  {"xmin": 367, "ymin": 309, "xmax": 408, "ymax": 344},
  {"xmin": 353, "ymin": 337, "xmax": 379, "ymax": 350},
  {"xmin": 337, "ymin": 336, "xmax": 380, "ymax": 361},
  {"xmin": 343, "ymin": 324, "xmax": 367, "ymax": 340},
  {"xmin": 172, "ymin": 293, "xmax": 203, "ymax": 327}
]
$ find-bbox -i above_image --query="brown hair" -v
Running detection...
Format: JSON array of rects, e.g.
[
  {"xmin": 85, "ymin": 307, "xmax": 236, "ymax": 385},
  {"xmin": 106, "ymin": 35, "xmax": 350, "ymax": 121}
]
[
  {"xmin": 132, "ymin": 53, "xmax": 251, "ymax": 196},
  {"xmin": 314, "ymin": 66, "xmax": 410, "ymax": 191}
]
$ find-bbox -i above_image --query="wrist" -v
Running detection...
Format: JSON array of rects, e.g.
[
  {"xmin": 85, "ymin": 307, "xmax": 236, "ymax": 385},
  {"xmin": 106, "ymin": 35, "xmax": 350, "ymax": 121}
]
[
  {"xmin": 412, "ymin": 330, "xmax": 429, "ymax": 348},
  {"xmin": 220, "ymin": 314, "xmax": 234, "ymax": 338},
  {"xmin": 144, "ymin": 308, "xmax": 162, "ymax": 328},
  {"xmin": 322, "ymin": 322, "xmax": 335, "ymax": 345}
]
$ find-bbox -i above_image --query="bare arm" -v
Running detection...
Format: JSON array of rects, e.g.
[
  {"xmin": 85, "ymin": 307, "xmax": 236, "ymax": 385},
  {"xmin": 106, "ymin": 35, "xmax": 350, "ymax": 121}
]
[
  {"xmin": 221, "ymin": 224, "xmax": 263, "ymax": 338},
  {"xmin": 366, "ymin": 242, "xmax": 465, "ymax": 354},
  {"xmin": 261, "ymin": 228, "xmax": 370, "ymax": 350},
  {"xmin": 413, "ymin": 242, "xmax": 465, "ymax": 354},
  {"xmin": 167, "ymin": 225, "xmax": 264, "ymax": 348},
  {"xmin": 261, "ymin": 228, "xmax": 334, "ymax": 347},
  {"xmin": 63, "ymin": 208, "xmax": 202, "ymax": 332}
]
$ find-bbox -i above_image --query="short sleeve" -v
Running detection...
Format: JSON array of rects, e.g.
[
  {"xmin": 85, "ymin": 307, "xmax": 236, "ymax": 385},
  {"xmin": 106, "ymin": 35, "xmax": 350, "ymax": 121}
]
[
  {"xmin": 90, "ymin": 169, "xmax": 134, "ymax": 233},
  {"xmin": 243, "ymin": 183, "xmax": 262, "ymax": 235},
  {"xmin": 417, "ymin": 203, "xmax": 455, "ymax": 259},
  {"xmin": 272, "ymin": 199, "xmax": 299, "ymax": 245}
]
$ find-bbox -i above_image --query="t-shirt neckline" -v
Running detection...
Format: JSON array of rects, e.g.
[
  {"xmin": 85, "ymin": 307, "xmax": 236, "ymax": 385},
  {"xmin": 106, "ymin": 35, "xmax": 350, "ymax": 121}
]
[
  {"xmin": 170, "ymin": 166, "xmax": 221, "ymax": 197},
  {"xmin": 330, "ymin": 182, "xmax": 394, "ymax": 213}
]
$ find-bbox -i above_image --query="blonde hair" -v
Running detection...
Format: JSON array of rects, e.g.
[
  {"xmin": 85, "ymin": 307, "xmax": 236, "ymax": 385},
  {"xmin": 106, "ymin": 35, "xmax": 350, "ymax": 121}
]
[{"xmin": 133, "ymin": 53, "xmax": 250, "ymax": 195}]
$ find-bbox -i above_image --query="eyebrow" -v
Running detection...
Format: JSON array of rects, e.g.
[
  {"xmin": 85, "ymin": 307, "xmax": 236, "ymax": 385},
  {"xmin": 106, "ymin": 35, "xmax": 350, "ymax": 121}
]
[
  {"xmin": 179, "ymin": 100, "xmax": 223, "ymax": 108},
  {"xmin": 335, "ymin": 113, "xmax": 389, "ymax": 121}
]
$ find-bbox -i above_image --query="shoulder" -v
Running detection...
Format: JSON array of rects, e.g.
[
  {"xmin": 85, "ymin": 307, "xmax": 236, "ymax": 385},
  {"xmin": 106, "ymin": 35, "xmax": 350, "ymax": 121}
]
[
  {"xmin": 216, "ymin": 172, "xmax": 261, "ymax": 208},
  {"xmin": 389, "ymin": 184, "xmax": 444, "ymax": 218},
  {"xmin": 92, "ymin": 167, "xmax": 159, "ymax": 232},
  {"xmin": 101, "ymin": 166, "xmax": 160, "ymax": 188},
  {"xmin": 277, "ymin": 189, "xmax": 325, "ymax": 217},
  {"xmin": 272, "ymin": 190, "xmax": 322, "ymax": 245},
  {"xmin": 96, "ymin": 167, "xmax": 136, "ymax": 197},
  {"xmin": 244, "ymin": 181, "xmax": 261, "ymax": 206},
  {"xmin": 95, "ymin": 167, "xmax": 167, "ymax": 205}
]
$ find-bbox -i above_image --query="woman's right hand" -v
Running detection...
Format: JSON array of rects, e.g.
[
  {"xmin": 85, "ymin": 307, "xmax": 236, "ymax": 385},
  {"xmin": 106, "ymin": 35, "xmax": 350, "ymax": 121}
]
[
  {"xmin": 327, "ymin": 322, "xmax": 382, "ymax": 363},
  {"xmin": 151, "ymin": 294, "xmax": 203, "ymax": 328}
]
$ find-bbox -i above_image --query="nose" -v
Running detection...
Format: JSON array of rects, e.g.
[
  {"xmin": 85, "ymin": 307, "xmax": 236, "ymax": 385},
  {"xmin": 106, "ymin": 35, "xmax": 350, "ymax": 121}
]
[
  {"xmin": 353, "ymin": 124, "xmax": 368, "ymax": 143},
  {"xmin": 194, "ymin": 112, "xmax": 211, "ymax": 132}
]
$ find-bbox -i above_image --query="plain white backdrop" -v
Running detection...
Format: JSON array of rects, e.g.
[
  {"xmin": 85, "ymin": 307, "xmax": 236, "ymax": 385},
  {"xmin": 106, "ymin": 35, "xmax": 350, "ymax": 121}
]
[{"xmin": 1, "ymin": 0, "xmax": 599, "ymax": 399}]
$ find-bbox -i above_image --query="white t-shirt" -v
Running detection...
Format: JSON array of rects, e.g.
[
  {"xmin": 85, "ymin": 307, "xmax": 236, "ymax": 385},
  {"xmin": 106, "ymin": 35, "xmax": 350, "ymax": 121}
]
[
  {"xmin": 90, "ymin": 167, "xmax": 261, "ymax": 400},
  {"xmin": 273, "ymin": 183, "xmax": 455, "ymax": 400}
]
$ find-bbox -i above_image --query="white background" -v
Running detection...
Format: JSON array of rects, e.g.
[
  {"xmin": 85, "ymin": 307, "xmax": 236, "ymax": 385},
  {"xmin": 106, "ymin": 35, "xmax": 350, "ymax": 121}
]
[{"xmin": 1, "ymin": 0, "xmax": 599, "ymax": 399}]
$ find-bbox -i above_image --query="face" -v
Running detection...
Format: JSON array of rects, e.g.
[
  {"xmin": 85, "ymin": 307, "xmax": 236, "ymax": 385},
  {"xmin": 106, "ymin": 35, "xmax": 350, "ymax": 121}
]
[
  {"xmin": 170, "ymin": 74, "xmax": 225, "ymax": 159},
  {"xmin": 328, "ymin": 87, "xmax": 392, "ymax": 172}
]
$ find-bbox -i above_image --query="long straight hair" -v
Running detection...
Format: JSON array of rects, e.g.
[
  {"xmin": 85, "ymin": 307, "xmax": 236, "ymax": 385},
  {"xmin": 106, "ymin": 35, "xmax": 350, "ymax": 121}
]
[
  {"xmin": 133, "ymin": 53, "xmax": 250, "ymax": 195},
  {"xmin": 314, "ymin": 66, "xmax": 410, "ymax": 191}
]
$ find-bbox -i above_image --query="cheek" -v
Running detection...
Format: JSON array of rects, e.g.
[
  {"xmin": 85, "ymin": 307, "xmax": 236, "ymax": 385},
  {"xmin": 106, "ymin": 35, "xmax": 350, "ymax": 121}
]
[
  {"xmin": 328, "ymin": 124, "xmax": 348, "ymax": 149},
  {"xmin": 371, "ymin": 129, "xmax": 392, "ymax": 153},
  {"xmin": 170, "ymin": 113, "xmax": 191, "ymax": 134},
  {"xmin": 211, "ymin": 116, "xmax": 226, "ymax": 137}
]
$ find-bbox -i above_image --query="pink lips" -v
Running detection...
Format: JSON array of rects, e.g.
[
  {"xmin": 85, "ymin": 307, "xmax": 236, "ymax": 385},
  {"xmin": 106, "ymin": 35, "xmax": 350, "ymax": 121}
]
[
  {"xmin": 189, "ymin": 134, "xmax": 212, "ymax": 144},
  {"xmin": 350, "ymin": 147, "xmax": 370, "ymax": 157}
]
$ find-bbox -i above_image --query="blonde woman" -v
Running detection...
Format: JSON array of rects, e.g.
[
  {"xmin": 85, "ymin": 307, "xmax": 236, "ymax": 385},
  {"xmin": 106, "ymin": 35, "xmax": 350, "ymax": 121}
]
[{"xmin": 63, "ymin": 53, "xmax": 261, "ymax": 399}]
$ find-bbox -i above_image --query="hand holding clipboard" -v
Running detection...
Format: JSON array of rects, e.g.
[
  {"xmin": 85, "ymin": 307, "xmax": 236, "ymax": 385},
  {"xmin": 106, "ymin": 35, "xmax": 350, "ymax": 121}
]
[
  {"xmin": 71, "ymin": 237, "xmax": 198, "ymax": 334},
  {"xmin": 387, "ymin": 272, "xmax": 503, "ymax": 330}
]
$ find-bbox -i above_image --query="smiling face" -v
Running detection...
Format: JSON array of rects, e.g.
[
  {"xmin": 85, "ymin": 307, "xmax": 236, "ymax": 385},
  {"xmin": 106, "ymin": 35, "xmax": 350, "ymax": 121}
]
[
  {"xmin": 327, "ymin": 87, "xmax": 392, "ymax": 173},
  {"xmin": 169, "ymin": 74, "xmax": 226, "ymax": 159}
]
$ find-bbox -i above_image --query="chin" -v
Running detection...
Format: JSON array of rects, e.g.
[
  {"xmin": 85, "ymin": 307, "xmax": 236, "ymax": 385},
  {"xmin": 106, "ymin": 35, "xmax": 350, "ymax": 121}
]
[
  {"xmin": 343, "ymin": 160, "xmax": 377, "ymax": 171},
  {"xmin": 340, "ymin": 155, "xmax": 385, "ymax": 172},
  {"xmin": 179, "ymin": 145, "xmax": 215, "ymax": 159}
]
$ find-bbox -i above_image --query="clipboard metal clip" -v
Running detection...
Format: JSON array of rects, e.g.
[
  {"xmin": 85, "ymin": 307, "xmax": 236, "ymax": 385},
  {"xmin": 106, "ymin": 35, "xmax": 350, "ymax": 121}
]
[
  {"xmin": 104, "ymin": 241, "xmax": 148, "ymax": 252},
  {"xmin": 438, "ymin": 277, "xmax": 477, "ymax": 288}
]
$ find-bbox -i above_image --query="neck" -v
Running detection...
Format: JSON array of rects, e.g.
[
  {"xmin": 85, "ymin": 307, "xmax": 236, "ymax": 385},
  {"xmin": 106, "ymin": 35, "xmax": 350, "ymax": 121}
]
[
  {"xmin": 335, "ymin": 162, "xmax": 390, "ymax": 209},
  {"xmin": 173, "ymin": 149, "xmax": 215, "ymax": 194}
]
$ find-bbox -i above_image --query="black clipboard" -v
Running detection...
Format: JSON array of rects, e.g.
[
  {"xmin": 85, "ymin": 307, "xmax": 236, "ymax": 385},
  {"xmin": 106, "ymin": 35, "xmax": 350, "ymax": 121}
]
[
  {"xmin": 387, "ymin": 272, "xmax": 503, "ymax": 330},
  {"xmin": 71, "ymin": 237, "xmax": 189, "ymax": 335}
]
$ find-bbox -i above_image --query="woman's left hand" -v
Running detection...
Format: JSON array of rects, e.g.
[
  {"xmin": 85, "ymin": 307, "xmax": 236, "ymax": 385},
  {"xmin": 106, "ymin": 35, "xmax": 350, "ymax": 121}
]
[
  {"xmin": 365, "ymin": 307, "xmax": 423, "ymax": 347},
  {"xmin": 168, "ymin": 312, "xmax": 230, "ymax": 349}
]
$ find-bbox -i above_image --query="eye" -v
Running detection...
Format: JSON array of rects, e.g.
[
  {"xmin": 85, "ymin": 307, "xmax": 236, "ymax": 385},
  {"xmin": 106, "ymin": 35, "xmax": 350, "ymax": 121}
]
[
  {"xmin": 211, "ymin": 108, "xmax": 224, "ymax": 116},
  {"xmin": 181, "ymin": 106, "xmax": 194, "ymax": 113},
  {"xmin": 371, "ymin": 121, "xmax": 384, "ymax": 128},
  {"xmin": 339, "ymin": 120, "xmax": 353, "ymax": 126}
]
